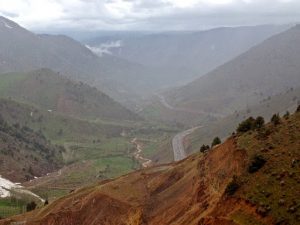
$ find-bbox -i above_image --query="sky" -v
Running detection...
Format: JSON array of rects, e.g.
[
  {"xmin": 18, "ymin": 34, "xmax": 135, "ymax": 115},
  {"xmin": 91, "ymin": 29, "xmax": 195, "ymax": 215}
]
[{"xmin": 0, "ymin": 0, "xmax": 299, "ymax": 32}]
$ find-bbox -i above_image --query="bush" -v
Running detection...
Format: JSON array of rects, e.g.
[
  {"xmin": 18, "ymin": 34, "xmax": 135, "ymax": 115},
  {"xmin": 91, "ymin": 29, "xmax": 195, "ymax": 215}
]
[
  {"xmin": 200, "ymin": 144, "xmax": 210, "ymax": 153},
  {"xmin": 237, "ymin": 116, "xmax": 265, "ymax": 133},
  {"xmin": 225, "ymin": 176, "xmax": 240, "ymax": 196},
  {"xmin": 248, "ymin": 155, "xmax": 266, "ymax": 173},
  {"xmin": 283, "ymin": 111, "xmax": 290, "ymax": 119},
  {"xmin": 271, "ymin": 114, "xmax": 280, "ymax": 126},
  {"xmin": 26, "ymin": 201, "xmax": 37, "ymax": 212},
  {"xmin": 237, "ymin": 117, "xmax": 256, "ymax": 133},
  {"xmin": 211, "ymin": 137, "xmax": 221, "ymax": 147},
  {"xmin": 255, "ymin": 116, "xmax": 265, "ymax": 129}
]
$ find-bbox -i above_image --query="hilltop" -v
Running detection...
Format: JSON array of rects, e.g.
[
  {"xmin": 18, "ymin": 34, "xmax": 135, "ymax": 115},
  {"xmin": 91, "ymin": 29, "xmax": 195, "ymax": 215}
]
[
  {"xmin": 0, "ymin": 68, "xmax": 139, "ymax": 121},
  {"xmin": 2, "ymin": 109, "xmax": 299, "ymax": 224}
]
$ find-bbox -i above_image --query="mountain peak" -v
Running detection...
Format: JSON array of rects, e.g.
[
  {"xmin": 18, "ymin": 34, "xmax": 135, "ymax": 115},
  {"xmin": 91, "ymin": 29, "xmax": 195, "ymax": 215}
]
[{"xmin": 0, "ymin": 16, "xmax": 19, "ymax": 29}]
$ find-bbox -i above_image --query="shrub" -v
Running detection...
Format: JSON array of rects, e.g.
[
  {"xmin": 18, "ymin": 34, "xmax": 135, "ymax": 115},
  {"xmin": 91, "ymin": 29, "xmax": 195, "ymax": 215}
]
[
  {"xmin": 237, "ymin": 116, "xmax": 265, "ymax": 133},
  {"xmin": 225, "ymin": 176, "xmax": 240, "ymax": 196},
  {"xmin": 283, "ymin": 111, "xmax": 290, "ymax": 119},
  {"xmin": 211, "ymin": 137, "xmax": 221, "ymax": 147},
  {"xmin": 255, "ymin": 116, "xmax": 265, "ymax": 129},
  {"xmin": 257, "ymin": 127, "xmax": 272, "ymax": 140},
  {"xmin": 200, "ymin": 145, "xmax": 210, "ymax": 153},
  {"xmin": 237, "ymin": 117, "xmax": 256, "ymax": 133},
  {"xmin": 271, "ymin": 114, "xmax": 280, "ymax": 126},
  {"xmin": 248, "ymin": 155, "xmax": 266, "ymax": 173},
  {"xmin": 26, "ymin": 201, "xmax": 37, "ymax": 212}
]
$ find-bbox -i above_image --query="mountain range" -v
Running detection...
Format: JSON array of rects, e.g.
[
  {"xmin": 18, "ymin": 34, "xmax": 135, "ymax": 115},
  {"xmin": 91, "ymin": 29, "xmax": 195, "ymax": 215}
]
[
  {"xmin": 86, "ymin": 25, "xmax": 288, "ymax": 87},
  {"xmin": 149, "ymin": 25, "xmax": 300, "ymax": 124}
]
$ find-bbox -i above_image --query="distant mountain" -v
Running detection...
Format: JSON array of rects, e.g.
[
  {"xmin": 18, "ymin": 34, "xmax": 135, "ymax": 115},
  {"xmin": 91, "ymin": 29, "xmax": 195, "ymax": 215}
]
[
  {"xmin": 0, "ymin": 16, "xmax": 290, "ymax": 104},
  {"xmin": 0, "ymin": 68, "xmax": 139, "ymax": 121},
  {"xmin": 0, "ymin": 16, "xmax": 156, "ymax": 104},
  {"xmin": 165, "ymin": 25, "xmax": 300, "ymax": 117},
  {"xmin": 86, "ymin": 25, "xmax": 289, "ymax": 85}
]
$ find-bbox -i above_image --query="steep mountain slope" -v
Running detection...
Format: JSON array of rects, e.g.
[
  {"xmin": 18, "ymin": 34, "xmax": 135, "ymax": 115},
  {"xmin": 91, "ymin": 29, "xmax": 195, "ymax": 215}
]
[
  {"xmin": 165, "ymin": 25, "xmax": 300, "ymax": 117},
  {"xmin": 0, "ymin": 115, "xmax": 63, "ymax": 182},
  {"xmin": 185, "ymin": 86, "xmax": 300, "ymax": 154},
  {"xmin": 0, "ymin": 68, "xmax": 139, "ymax": 121},
  {"xmin": 3, "ymin": 111, "xmax": 300, "ymax": 225},
  {"xmin": 87, "ymin": 25, "xmax": 288, "ymax": 85},
  {"xmin": 0, "ymin": 98, "xmax": 175, "ymax": 201},
  {"xmin": 0, "ymin": 16, "xmax": 154, "ymax": 103}
]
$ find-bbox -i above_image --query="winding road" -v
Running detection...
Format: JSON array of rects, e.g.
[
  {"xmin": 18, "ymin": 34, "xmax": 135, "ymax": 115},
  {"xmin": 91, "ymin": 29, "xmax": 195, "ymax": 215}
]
[{"xmin": 172, "ymin": 127, "xmax": 201, "ymax": 161}]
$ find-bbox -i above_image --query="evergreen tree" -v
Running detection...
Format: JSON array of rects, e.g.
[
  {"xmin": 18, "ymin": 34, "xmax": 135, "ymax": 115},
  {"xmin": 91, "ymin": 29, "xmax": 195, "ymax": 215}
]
[
  {"xmin": 271, "ymin": 113, "xmax": 280, "ymax": 125},
  {"xmin": 211, "ymin": 137, "xmax": 221, "ymax": 147}
]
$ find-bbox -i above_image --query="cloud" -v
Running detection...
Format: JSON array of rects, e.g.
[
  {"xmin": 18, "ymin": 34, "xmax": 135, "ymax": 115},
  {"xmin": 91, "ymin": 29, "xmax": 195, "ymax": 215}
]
[{"xmin": 0, "ymin": 0, "xmax": 299, "ymax": 31}]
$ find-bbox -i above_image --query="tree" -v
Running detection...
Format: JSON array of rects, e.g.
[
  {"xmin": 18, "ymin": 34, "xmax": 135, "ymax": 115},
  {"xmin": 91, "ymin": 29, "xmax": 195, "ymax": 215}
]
[
  {"xmin": 283, "ymin": 111, "xmax": 290, "ymax": 119},
  {"xmin": 255, "ymin": 116, "xmax": 265, "ymax": 129},
  {"xmin": 211, "ymin": 137, "xmax": 221, "ymax": 147},
  {"xmin": 271, "ymin": 113, "xmax": 280, "ymax": 126}
]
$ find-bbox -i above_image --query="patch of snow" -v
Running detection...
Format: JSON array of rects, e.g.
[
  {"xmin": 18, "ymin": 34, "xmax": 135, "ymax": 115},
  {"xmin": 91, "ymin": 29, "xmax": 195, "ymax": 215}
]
[
  {"xmin": 0, "ymin": 175, "xmax": 44, "ymax": 201},
  {"xmin": 47, "ymin": 109, "xmax": 53, "ymax": 112},
  {"xmin": 0, "ymin": 176, "xmax": 21, "ymax": 198},
  {"xmin": 2, "ymin": 21, "xmax": 13, "ymax": 29}
]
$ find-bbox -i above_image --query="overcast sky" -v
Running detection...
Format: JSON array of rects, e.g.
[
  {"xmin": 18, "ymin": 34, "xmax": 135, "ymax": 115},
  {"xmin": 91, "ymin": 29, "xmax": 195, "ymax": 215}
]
[{"xmin": 0, "ymin": 0, "xmax": 300, "ymax": 31}]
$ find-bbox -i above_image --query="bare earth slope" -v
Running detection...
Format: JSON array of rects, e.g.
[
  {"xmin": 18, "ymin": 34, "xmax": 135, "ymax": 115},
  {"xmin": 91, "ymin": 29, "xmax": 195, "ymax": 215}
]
[
  {"xmin": 0, "ymin": 137, "xmax": 245, "ymax": 225},
  {"xmin": 1, "ymin": 112, "xmax": 300, "ymax": 225}
]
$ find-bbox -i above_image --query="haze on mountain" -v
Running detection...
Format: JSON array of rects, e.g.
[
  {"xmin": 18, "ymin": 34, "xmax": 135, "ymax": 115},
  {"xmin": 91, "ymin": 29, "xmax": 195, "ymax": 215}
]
[
  {"xmin": 165, "ymin": 25, "xmax": 300, "ymax": 116},
  {"xmin": 0, "ymin": 1, "xmax": 300, "ymax": 224}
]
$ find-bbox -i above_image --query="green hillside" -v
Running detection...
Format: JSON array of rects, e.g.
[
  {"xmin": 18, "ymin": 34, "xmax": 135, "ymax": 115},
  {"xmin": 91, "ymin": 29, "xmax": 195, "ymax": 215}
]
[
  {"xmin": 0, "ymin": 68, "xmax": 139, "ymax": 121},
  {"xmin": 0, "ymin": 114, "xmax": 63, "ymax": 182}
]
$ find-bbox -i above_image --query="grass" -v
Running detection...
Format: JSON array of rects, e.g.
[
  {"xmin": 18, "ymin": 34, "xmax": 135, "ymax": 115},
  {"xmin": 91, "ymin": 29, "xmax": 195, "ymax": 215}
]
[
  {"xmin": 0, "ymin": 199, "xmax": 25, "ymax": 219},
  {"xmin": 231, "ymin": 113, "xmax": 300, "ymax": 225},
  {"xmin": 231, "ymin": 210, "xmax": 266, "ymax": 225},
  {"xmin": 0, "ymin": 73, "xmax": 27, "ymax": 94},
  {"xmin": 0, "ymin": 98, "xmax": 177, "ymax": 216}
]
